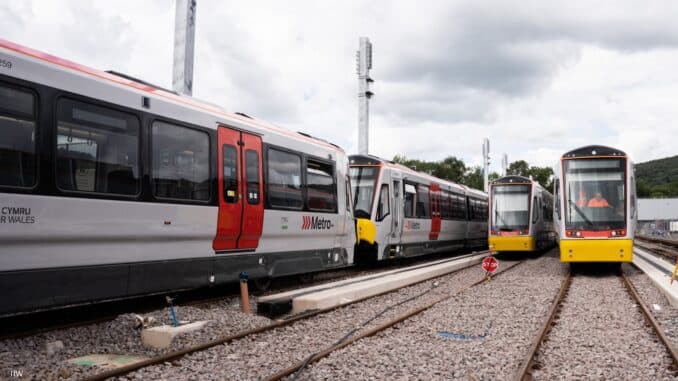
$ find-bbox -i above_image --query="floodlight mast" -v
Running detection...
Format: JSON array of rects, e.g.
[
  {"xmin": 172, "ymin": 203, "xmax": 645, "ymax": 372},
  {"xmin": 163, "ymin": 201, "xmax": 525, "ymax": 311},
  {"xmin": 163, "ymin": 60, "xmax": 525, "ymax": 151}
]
[
  {"xmin": 501, "ymin": 153, "xmax": 508, "ymax": 177},
  {"xmin": 173, "ymin": 0, "xmax": 197, "ymax": 96},
  {"xmin": 357, "ymin": 37, "xmax": 373, "ymax": 155},
  {"xmin": 483, "ymin": 138, "xmax": 490, "ymax": 192}
]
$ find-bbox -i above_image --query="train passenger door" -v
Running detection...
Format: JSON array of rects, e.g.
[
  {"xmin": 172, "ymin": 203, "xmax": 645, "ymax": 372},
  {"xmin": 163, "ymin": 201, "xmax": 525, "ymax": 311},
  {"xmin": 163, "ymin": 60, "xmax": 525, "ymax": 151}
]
[
  {"xmin": 213, "ymin": 126, "xmax": 264, "ymax": 252},
  {"xmin": 429, "ymin": 184, "xmax": 441, "ymax": 240}
]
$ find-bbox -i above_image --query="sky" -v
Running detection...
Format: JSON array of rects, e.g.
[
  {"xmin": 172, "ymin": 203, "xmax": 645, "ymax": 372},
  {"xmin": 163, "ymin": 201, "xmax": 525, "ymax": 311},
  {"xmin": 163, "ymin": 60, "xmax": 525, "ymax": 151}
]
[{"xmin": 3, "ymin": 1, "xmax": 678, "ymax": 173}]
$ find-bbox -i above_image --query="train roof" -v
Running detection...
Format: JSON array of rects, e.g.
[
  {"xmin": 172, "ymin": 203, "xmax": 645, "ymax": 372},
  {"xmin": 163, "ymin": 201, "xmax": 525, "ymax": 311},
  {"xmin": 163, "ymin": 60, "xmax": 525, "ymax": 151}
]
[
  {"xmin": 491, "ymin": 175, "xmax": 533, "ymax": 185},
  {"xmin": 348, "ymin": 154, "xmax": 486, "ymax": 196},
  {"xmin": 562, "ymin": 145, "xmax": 627, "ymax": 159},
  {"xmin": 491, "ymin": 175, "xmax": 551, "ymax": 195},
  {"xmin": 0, "ymin": 39, "xmax": 343, "ymax": 152}
]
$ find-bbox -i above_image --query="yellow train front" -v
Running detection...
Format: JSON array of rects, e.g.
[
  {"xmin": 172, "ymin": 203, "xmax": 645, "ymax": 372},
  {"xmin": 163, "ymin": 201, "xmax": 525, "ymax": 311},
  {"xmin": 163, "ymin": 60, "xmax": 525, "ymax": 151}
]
[
  {"xmin": 488, "ymin": 176, "xmax": 555, "ymax": 253},
  {"xmin": 553, "ymin": 145, "xmax": 637, "ymax": 262}
]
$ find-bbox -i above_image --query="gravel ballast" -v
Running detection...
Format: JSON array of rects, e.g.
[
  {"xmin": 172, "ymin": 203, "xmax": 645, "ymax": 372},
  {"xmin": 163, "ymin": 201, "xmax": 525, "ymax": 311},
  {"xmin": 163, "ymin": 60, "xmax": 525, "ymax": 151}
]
[
  {"xmin": 296, "ymin": 250, "xmax": 566, "ymax": 380},
  {"xmin": 122, "ymin": 255, "xmax": 519, "ymax": 380},
  {"xmin": 623, "ymin": 263, "xmax": 678, "ymax": 350},
  {"xmin": 0, "ymin": 299, "xmax": 270, "ymax": 380},
  {"xmin": 0, "ymin": 252, "xmax": 486, "ymax": 380},
  {"xmin": 533, "ymin": 270, "xmax": 677, "ymax": 380},
  {"xmin": 0, "ymin": 253, "xmax": 471, "ymax": 380},
  {"xmin": 12, "ymin": 250, "xmax": 675, "ymax": 380}
]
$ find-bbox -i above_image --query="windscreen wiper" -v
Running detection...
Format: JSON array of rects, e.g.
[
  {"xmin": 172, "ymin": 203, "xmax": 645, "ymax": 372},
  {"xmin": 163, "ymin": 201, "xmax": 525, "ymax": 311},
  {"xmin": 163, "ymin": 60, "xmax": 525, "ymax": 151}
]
[
  {"xmin": 494, "ymin": 210, "xmax": 510, "ymax": 228},
  {"xmin": 568, "ymin": 199, "xmax": 594, "ymax": 227}
]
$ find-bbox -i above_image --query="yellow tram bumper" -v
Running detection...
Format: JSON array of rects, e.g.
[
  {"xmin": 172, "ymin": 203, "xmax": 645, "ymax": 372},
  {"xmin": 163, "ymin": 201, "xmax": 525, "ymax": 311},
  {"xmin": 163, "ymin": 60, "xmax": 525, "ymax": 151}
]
[
  {"xmin": 356, "ymin": 218, "xmax": 376, "ymax": 245},
  {"xmin": 489, "ymin": 236, "xmax": 535, "ymax": 252},
  {"xmin": 559, "ymin": 239, "xmax": 633, "ymax": 263}
]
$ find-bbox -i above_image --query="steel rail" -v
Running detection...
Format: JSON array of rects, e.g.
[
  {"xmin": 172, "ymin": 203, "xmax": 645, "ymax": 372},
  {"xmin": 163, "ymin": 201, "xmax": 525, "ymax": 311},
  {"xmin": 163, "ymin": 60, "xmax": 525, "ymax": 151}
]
[
  {"xmin": 261, "ymin": 260, "xmax": 526, "ymax": 381},
  {"xmin": 81, "ymin": 251, "xmax": 490, "ymax": 381},
  {"xmin": 636, "ymin": 234, "xmax": 678, "ymax": 250},
  {"xmin": 512, "ymin": 271, "xmax": 572, "ymax": 381},
  {"xmin": 634, "ymin": 241, "xmax": 678, "ymax": 261},
  {"xmin": 621, "ymin": 271, "xmax": 678, "ymax": 368}
]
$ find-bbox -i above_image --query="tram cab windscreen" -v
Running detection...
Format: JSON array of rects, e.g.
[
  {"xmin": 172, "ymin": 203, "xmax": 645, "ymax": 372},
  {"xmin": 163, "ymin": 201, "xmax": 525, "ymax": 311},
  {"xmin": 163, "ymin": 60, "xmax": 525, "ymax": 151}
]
[
  {"xmin": 491, "ymin": 184, "xmax": 531, "ymax": 232},
  {"xmin": 349, "ymin": 166, "xmax": 378, "ymax": 219},
  {"xmin": 563, "ymin": 158, "xmax": 626, "ymax": 230}
]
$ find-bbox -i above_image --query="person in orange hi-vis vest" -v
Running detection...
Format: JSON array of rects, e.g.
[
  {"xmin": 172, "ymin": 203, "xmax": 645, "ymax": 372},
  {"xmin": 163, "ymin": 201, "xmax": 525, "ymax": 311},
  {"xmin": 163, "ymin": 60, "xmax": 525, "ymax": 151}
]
[{"xmin": 587, "ymin": 192, "xmax": 610, "ymax": 208}]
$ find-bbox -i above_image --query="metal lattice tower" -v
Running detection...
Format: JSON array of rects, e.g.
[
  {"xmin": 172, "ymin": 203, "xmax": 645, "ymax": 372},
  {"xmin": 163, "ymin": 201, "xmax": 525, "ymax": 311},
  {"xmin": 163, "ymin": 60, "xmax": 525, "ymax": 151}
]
[{"xmin": 483, "ymin": 138, "xmax": 490, "ymax": 192}]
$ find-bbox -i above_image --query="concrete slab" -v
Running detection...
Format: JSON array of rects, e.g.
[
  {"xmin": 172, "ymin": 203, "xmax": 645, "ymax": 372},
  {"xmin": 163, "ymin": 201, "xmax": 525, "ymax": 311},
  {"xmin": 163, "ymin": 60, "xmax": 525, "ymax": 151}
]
[
  {"xmin": 141, "ymin": 320, "xmax": 210, "ymax": 349},
  {"xmin": 264, "ymin": 253, "xmax": 485, "ymax": 316},
  {"xmin": 292, "ymin": 255, "xmax": 483, "ymax": 314},
  {"xmin": 633, "ymin": 247, "xmax": 678, "ymax": 307},
  {"xmin": 67, "ymin": 354, "xmax": 148, "ymax": 369},
  {"xmin": 258, "ymin": 254, "xmax": 478, "ymax": 305}
]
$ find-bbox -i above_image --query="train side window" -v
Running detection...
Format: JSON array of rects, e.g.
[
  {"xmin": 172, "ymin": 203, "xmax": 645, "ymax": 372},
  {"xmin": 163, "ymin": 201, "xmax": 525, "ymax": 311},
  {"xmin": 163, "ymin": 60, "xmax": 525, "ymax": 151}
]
[
  {"xmin": 0, "ymin": 84, "xmax": 37, "ymax": 188},
  {"xmin": 306, "ymin": 159, "xmax": 336, "ymax": 212},
  {"xmin": 630, "ymin": 176, "xmax": 636, "ymax": 219},
  {"xmin": 223, "ymin": 145, "xmax": 238, "ymax": 203},
  {"xmin": 245, "ymin": 150, "xmax": 260, "ymax": 205},
  {"xmin": 416, "ymin": 184, "xmax": 430, "ymax": 218},
  {"xmin": 152, "ymin": 121, "xmax": 210, "ymax": 201},
  {"xmin": 404, "ymin": 183, "xmax": 416, "ymax": 218},
  {"xmin": 267, "ymin": 148, "xmax": 303, "ymax": 209},
  {"xmin": 446, "ymin": 192, "xmax": 454, "ymax": 219},
  {"xmin": 346, "ymin": 176, "xmax": 352, "ymax": 213},
  {"xmin": 532, "ymin": 196, "xmax": 538, "ymax": 223},
  {"xmin": 468, "ymin": 198, "xmax": 487, "ymax": 221},
  {"xmin": 440, "ymin": 191, "xmax": 449, "ymax": 219},
  {"xmin": 479, "ymin": 200, "xmax": 488, "ymax": 221},
  {"xmin": 56, "ymin": 98, "xmax": 140, "ymax": 195},
  {"xmin": 452, "ymin": 194, "xmax": 464, "ymax": 219},
  {"xmin": 376, "ymin": 184, "xmax": 390, "ymax": 221},
  {"xmin": 554, "ymin": 179, "xmax": 561, "ymax": 220}
]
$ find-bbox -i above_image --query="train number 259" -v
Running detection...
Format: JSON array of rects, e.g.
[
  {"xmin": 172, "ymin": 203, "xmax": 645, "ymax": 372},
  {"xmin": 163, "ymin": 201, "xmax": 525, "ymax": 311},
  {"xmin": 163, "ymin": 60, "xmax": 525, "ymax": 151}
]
[{"xmin": 0, "ymin": 59, "xmax": 13, "ymax": 69}]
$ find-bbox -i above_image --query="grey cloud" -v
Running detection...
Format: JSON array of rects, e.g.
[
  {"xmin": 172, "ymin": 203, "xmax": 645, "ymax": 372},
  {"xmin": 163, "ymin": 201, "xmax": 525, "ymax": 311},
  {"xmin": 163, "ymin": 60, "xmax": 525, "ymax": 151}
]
[
  {"xmin": 374, "ymin": 86, "xmax": 497, "ymax": 124},
  {"xmin": 1, "ymin": 2, "xmax": 33, "ymax": 36},
  {"xmin": 374, "ymin": 2, "xmax": 678, "ymax": 126},
  {"xmin": 60, "ymin": 4, "xmax": 134, "ymax": 65},
  {"xmin": 195, "ymin": 15, "xmax": 299, "ymax": 123}
]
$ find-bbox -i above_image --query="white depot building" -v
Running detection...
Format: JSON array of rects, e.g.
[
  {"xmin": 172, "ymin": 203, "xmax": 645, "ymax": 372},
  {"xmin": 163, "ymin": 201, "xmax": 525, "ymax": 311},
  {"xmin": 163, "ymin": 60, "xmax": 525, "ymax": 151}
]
[{"xmin": 637, "ymin": 198, "xmax": 678, "ymax": 232}]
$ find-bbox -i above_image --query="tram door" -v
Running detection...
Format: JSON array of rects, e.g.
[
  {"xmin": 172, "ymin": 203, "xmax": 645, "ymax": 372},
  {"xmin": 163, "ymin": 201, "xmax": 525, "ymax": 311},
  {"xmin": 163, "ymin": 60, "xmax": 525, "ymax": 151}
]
[
  {"xmin": 213, "ymin": 126, "xmax": 264, "ymax": 252},
  {"xmin": 429, "ymin": 184, "xmax": 441, "ymax": 240}
]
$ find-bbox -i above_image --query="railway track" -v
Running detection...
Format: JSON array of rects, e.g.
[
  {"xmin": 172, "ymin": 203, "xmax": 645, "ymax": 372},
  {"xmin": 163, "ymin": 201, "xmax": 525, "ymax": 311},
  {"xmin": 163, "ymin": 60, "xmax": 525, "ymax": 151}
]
[
  {"xmin": 514, "ymin": 267, "xmax": 678, "ymax": 380},
  {"xmin": 81, "ymin": 252, "xmax": 515, "ymax": 381},
  {"xmin": 636, "ymin": 235, "xmax": 678, "ymax": 261}
]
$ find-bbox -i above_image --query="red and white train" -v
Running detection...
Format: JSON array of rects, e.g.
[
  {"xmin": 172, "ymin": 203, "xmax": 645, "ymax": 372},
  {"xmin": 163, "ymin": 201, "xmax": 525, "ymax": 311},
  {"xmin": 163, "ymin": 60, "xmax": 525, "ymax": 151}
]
[
  {"xmin": 0, "ymin": 40, "xmax": 357, "ymax": 315},
  {"xmin": 349, "ymin": 155, "xmax": 488, "ymax": 262}
]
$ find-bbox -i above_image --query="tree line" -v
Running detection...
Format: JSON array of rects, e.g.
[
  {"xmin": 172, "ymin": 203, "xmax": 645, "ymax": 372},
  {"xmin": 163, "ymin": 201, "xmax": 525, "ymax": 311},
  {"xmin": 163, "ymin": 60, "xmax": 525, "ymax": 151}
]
[
  {"xmin": 634, "ymin": 155, "xmax": 678, "ymax": 198},
  {"xmin": 393, "ymin": 153, "xmax": 678, "ymax": 198},
  {"xmin": 391, "ymin": 155, "xmax": 554, "ymax": 191}
]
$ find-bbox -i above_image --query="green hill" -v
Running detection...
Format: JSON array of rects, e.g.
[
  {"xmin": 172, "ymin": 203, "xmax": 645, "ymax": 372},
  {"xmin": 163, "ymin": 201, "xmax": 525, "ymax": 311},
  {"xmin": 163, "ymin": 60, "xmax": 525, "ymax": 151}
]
[{"xmin": 635, "ymin": 155, "xmax": 678, "ymax": 197}]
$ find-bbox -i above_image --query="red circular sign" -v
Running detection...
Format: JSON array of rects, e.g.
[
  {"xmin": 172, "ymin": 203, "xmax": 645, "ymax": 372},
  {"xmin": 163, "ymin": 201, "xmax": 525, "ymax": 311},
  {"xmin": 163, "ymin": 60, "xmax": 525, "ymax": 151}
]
[{"xmin": 482, "ymin": 256, "xmax": 499, "ymax": 273}]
